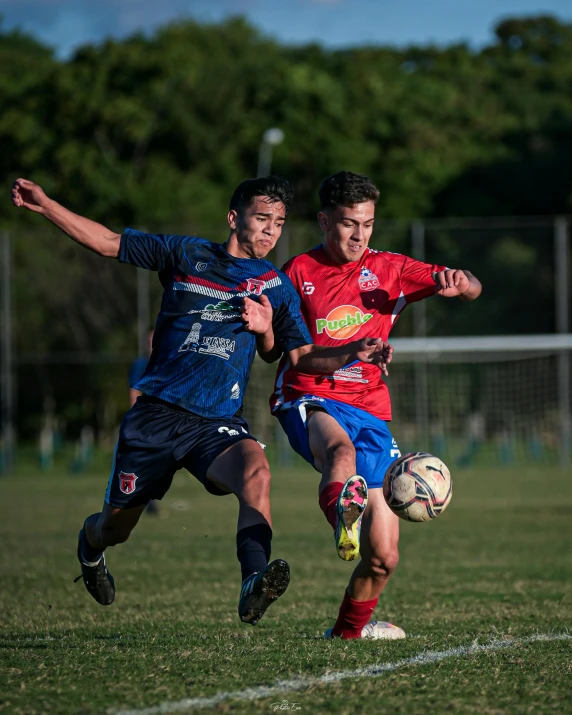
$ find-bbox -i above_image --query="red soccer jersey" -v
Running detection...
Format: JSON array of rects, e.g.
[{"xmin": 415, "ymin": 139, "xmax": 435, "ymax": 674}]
[{"xmin": 271, "ymin": 246, "xmax": 446, "ymax": 421}]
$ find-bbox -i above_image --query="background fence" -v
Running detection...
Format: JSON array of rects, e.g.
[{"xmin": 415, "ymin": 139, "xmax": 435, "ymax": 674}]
[{"xmin": 0, "ymin": 215, "xmax": 570, "ymax": 472}]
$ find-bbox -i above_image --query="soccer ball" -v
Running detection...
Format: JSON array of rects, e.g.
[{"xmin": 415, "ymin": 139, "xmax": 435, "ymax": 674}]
[{"xmin": 383, "ymin": 452, "xmax": 452, "ymax": 522}]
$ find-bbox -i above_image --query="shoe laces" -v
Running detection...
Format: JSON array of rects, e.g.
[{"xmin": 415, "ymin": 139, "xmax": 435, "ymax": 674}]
[{"xmin": 73, "ymin": 557, "xmax": 107, "ymax": 585}]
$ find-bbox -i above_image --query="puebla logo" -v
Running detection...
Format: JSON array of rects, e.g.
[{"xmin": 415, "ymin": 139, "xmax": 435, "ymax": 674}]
[{"xmin": 316, "ymin": 305, "xmax": 373, "ymax": 340}]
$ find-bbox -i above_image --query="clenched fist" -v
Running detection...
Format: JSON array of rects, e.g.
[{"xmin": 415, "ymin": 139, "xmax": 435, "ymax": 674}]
[{"xmin": 241, "ymin": 294, "xmax": 273, "ymax": 334}]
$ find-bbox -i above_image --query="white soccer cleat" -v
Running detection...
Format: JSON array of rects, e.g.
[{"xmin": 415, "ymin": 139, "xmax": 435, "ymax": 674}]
[
  {"xmin": 361, "ymin": 621, "xmax": 406, "ymax": 639},
  {"xmin": 324, "ymin": 620, "xmax": 406, "ymax": 640}
]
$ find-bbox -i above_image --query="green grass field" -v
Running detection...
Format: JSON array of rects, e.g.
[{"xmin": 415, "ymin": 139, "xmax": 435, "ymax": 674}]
[{"xmin": 1, "ymin": 458, "xmax": 571, "ymax": 714}]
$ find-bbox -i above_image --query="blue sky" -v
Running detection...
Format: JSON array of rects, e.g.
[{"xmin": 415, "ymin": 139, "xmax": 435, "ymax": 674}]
[{"xmin": 1, "ymin": 0, "xmax": 571, "ymax": 58}]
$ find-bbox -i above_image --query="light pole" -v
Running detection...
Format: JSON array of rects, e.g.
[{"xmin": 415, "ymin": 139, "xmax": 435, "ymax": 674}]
[
  {"xmin": 257, "ymin": 127, "xmax": 285, "ymax": 178},
  {"xmin": 257, "ymin": 128, "xmax": 291, "ymax": 466},
  {"xmin": 257, "ymin": 127, "xmax": 289, "ymax": 266}
]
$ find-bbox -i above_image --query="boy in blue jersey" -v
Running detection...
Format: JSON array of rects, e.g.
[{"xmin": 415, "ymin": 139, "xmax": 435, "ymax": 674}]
[{"xmin": 12, "ymin": 175, "xmax": 393, "ymax": 626}]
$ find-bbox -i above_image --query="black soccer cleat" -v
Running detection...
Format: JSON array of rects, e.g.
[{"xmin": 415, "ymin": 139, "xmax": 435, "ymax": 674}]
[
  {"xmin": 238, "ymin": 559, "xmax": 290, "ymax": 626},
  {"xmin": 74, "ymin": 531, "xmax": 115, "ymax": 606}
]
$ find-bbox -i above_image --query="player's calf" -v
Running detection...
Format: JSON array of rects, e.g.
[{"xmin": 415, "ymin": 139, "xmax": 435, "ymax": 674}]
[
  {"xmin": 317, "ymin": 441, "xmax": 356, "ymax": 492},
  {"xmin": 349, "ymin": 489, "xmax": 400, "ymax": 598},
  {"xmin": 236, "ymin": 464, "xmax": 272, "ymax": 525},
  {"xmin": 365, "ymin": 548, "xmax": 399, "ymax": 583},
  {"xmin": 86, "ymin": 503, "xmax": 145, "ymax": 548}
]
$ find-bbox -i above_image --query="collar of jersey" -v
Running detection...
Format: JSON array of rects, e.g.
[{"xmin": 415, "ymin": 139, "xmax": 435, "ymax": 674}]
[
  {"xmin": 218, "ymin": 241, "xmax": 260, "ymax": 263},
  {"xmin": 315, "ymin": 244, "xmax": 364, "ymax": 271}
]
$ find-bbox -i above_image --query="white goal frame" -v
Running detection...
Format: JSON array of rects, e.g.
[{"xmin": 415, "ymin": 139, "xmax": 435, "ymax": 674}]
[
  {"xmin": 389, "ymin": 334, "xmax": 572, "ymax": 467},
  {"xmin": 392, "ymin": 333, "xmax": 572, "ymax": 356}
]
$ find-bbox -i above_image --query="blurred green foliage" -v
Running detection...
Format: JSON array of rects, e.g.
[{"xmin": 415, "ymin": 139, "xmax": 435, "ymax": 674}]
[{"xmin": 3, "ymin": 15, "xmax": 572, "ymax": 227}]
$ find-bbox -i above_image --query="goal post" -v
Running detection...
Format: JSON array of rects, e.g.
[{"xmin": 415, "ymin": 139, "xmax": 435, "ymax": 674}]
[{"xmin": 389, "ymin": 334, "xmax": 572, "ymax": 468}]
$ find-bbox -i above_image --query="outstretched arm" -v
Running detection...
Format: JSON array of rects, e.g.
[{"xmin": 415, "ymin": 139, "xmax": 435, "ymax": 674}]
[
  {"xmin": 433, "ymin": 269, "xmax": 481, "ymax": 301},
  {"xmin": 290, "ymin": 338, "xmax": 393, "ymax": 376},
  {"xmin": 11, "ymin": 178, "xmax": 121, "ymax": 258}
]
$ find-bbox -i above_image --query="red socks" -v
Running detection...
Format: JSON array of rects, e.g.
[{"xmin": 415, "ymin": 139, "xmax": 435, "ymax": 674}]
[
  {"xmin": 320, "ymin": 484, "xmax": 378, "ymax": 638},
  {"xmin": 331, "ymin": 590, "xmax": 379, "ymax": 639},
  {"xmin": 318, "ymin": 481, "xmax": 344, "ymax": 530}
]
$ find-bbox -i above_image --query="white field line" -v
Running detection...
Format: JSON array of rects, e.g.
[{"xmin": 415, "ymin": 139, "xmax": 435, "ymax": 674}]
[{"xmin": 113, "ymin": 632, "xmax": 571, "ymax": 715}]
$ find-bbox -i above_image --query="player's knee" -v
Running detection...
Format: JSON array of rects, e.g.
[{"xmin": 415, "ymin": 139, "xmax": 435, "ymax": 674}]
[
  {"xmin": 325, "ymin": 442, "xmax": 355, "ymax": 472},
  {"xmin": 242, "ymin": 464, "xmax": 271, "ymax": 500},
  {"xmin": 367, "ymin": 547, "xmax": 399, "ymax": 580}
]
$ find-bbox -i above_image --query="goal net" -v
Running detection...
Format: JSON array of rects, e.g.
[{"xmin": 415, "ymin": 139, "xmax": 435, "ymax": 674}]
[
  {"xmin": 387, "ymin": 335, "xmax": 572, "ymax": 468},
  {"xmin": 244, "ymin": 335, "xmax": 572, "ymax": 468}
]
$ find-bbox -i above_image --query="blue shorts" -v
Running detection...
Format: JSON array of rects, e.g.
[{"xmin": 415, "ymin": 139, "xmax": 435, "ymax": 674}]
[
  {"xmin": 105, "ymin": 396, "xmax": 258, "ymax": 508},
  {"xmin": 277, "ymin": 396, "xmax": 400, "ymax": 489}
]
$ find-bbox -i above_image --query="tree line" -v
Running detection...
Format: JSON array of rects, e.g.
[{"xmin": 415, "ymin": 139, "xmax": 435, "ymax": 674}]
[{"xmin": 3, "ymin": 15, "xmax": 572, "ymax": 227}]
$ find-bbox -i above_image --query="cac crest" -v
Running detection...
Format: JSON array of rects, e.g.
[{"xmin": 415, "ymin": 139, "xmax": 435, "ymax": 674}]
[
  {"xmin": 246, "ymin": 278, "xmax": 266, "ymax": 295},
  {"xmin": 119, "ymin": 472, "xmax": 138, "ymax": 495},
  {"xmin": 358, "ymin": 266, "xmax": 380, "ymax": 291}
]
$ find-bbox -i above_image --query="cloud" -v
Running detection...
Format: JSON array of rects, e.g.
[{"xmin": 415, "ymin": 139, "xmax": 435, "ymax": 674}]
[{"xmin": 0, "ymin": 0, "xmax": 262, "ymax": 56}]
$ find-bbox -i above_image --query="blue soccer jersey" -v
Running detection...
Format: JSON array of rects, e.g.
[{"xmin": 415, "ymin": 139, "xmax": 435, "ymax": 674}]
[{"xmin": 120, "ymin": 229, "xmax": 312, "ymax": 418}]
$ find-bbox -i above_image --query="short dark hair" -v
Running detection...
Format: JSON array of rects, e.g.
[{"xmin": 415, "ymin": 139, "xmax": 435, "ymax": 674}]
[
  {"xmin": 318, "ymin": 171, "xmax": 380, "ymax": 211},
  {"xmin": 229, "ymin": 176, "xmax": 293, "ymax": 215}
]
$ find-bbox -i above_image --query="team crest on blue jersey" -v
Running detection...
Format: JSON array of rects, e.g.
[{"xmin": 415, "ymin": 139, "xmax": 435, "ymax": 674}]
[
  {"xmin": 179, "ymin": 323, "xmax": 202, "ymax": 352},
  {"xmin": 359, "ymin": 266, "xmax": 380, "ymax": 291},
  {"xmin": 119, "ymin": 471, "xmax": 138, "ymax": 495},
  {"xmin": 188, "ymin": 301, "xmax": 239, "ymax": 322},
  {"xmin": 195, "ymin": 262, "xmax": 208, "ymax": 272},
  {"xmin": 178, "ymin": 322, "xmax": 236, "ymax": 360},
  {"xmin": 246, "ymin": 278, "xmax": 266, "ymax": 295}
]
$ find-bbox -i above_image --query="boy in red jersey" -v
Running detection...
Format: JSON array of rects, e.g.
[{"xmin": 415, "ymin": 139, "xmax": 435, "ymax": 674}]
[{"xmin": 267, "ymin": 172, "xmax": 482, "ymax": 639}]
